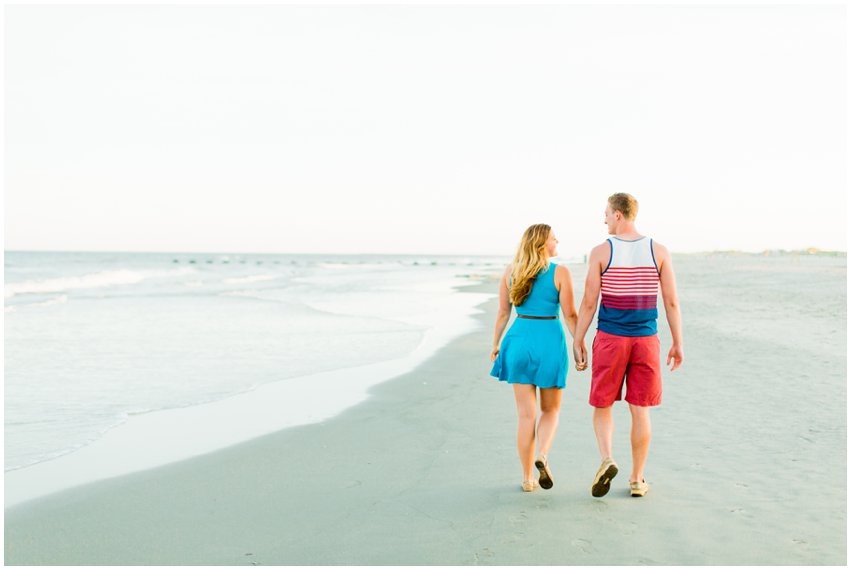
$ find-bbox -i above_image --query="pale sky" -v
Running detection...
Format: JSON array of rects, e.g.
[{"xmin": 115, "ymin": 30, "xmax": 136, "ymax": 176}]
[{"xmin": 4, "ymin": 3, "xmax": 846, "ymax": 257}]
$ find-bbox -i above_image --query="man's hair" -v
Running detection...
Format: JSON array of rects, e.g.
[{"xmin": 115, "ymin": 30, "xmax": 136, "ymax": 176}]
[{"xmin": 608, "ymin": 193, "xmax": 639, "ymax": 220}]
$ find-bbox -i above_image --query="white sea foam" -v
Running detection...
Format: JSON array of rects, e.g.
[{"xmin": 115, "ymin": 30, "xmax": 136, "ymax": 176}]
[{"xmin": 4, "ymin": 267, "xmax": 197, "ymax": 298}]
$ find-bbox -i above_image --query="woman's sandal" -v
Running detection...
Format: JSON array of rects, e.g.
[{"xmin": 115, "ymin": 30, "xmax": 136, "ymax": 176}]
[
  {"xmin": 521, "ymin": 479, "xmax": 539, "ymax": 492},
  {"xmin": 534, "ymin": 454, "xmax": 554, "ymax": 489}
]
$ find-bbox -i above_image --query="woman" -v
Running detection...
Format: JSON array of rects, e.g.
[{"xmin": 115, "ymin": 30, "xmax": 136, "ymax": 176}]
[{"xmin": 490, "ymin": 223, "xmax": 584, "ymax": 492}]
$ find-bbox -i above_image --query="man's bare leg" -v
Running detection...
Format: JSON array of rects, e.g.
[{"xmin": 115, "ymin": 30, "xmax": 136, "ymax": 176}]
[
  {"xmin": 628, "ymin": 404, "xmax": 652, "ymax": 482},
  {"xmin": 592, "ymin": 406, "xmax": 614, "ymax": 460}
]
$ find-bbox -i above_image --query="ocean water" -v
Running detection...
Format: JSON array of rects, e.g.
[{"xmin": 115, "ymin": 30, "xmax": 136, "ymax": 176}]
[{"xmin": 4, "ymin": 251, "xmax": 504, "ymax": 473}]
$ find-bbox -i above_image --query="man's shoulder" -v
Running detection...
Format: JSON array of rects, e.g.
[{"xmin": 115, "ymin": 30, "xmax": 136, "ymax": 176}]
[
  {"xmin": 589, "ymin": 241, "xmax": 613, "ymax": 265},
  {"xmin": 651, "ymin": 239, "xmax": 670, "ymax": 257},
  {"xmin": 590, "ymin": 240, "xmax": 611, "ymax": 256}
]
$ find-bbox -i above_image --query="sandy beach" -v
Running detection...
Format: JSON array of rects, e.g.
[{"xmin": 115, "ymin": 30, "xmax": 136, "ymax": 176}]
[{"xmin": 4, "ymin": 263, "xmax": 847, "ymax": 565}]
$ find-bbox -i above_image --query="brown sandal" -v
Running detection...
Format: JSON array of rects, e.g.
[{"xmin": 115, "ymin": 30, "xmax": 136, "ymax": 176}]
[
  {"xmin": 591, "ymin": 457, "xmax": 619, "ymax": 497},
  {"xmin": 535, "ymin": 454, "xmax": 554, "ymax": 490}
]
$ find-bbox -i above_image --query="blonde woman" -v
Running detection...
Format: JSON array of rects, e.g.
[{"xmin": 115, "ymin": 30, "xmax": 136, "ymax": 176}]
[{"xmin": 490, "ymin": 224, "xmax": 584, "ymax": 492}]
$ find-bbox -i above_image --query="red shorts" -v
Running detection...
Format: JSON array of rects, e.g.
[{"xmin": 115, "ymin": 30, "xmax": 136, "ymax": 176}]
[{"xmin": 590, "ymin": 330, "xmax": 662, "ymax": 407}]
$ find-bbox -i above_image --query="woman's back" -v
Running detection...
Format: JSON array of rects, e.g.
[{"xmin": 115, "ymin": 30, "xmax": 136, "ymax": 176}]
[{"xmin": 515, "ymin": 262, "xmax": 559, "ymax": 317}]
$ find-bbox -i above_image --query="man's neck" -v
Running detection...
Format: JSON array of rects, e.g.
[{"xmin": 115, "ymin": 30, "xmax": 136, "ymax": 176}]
[{"xmin": 613, "ymin": 223, "xmax": 642, "ymax": 240}]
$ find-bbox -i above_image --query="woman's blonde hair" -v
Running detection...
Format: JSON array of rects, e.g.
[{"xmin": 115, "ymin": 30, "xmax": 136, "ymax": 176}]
[{"xmin": 509, "ymin": 223, "xmax": 552, "ymax": 306}]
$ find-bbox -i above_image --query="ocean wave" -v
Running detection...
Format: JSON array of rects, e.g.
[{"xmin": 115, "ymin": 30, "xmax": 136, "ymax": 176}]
[
  {"xmin": 318, "ymin": 262, "xmax": 391, "ymax": 270},
  {"xmin": 222, "ymin": 274, "xmax": 277, "ymax": 285},
  {"xmin": 6, "ymin": 295, "xmax": 70, "ymax": 311},
  {"xmin": 219, "ymin": 290, "xmax": 260, "ymax": 298},
  {"xmin": 4, "ymin": 268, "xmax": 198, "ymax": 299}
]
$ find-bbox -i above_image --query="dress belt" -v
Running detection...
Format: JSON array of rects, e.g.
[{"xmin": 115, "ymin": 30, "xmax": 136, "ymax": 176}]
[{"xmin": 517, "ymin": 315, "xmax": 557, "ymax": 320}]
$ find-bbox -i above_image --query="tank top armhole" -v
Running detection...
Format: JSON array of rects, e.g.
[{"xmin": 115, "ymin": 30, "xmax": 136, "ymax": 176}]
[
  {"xmin": 650, "ymin": 239, "xmax": 660, "ymax": 274},
  {"xmin": 601, "ymin": 239, "xmax": 613, "ymax": 275}
]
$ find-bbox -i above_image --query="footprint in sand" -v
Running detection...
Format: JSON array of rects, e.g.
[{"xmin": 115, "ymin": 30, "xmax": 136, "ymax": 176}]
[
  {"xmin": 510, "ymin": 512, "xmax": 529, "ymax": 523},
  {"xmin": 473, "ymin": 548, "xmax": 494, "ymax": 564},
  {"xmin": 572, "ymin": 538, "xmax": 594, "ymax": 554}
]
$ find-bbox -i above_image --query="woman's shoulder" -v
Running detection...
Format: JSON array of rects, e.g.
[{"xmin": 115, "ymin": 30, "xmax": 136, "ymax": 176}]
[{"xmin": 553, "ymin": 262, "xmax": 572, "ymax": 279}]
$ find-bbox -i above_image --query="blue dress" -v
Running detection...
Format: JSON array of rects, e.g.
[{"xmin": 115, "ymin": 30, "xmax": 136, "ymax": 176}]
[{"xmin": 490, "ymin": 262, "xmax": 568, "ymax": 389}]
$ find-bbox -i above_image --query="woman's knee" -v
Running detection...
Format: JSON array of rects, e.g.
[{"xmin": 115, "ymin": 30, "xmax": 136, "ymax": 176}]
[
  {"xmin": 517, "ymin": 405, "xmax": 538, "ymax": 423},
  {"xmin": 540, "ymin": 396, "xmax": 562, "ymax": 415},
  {"xmin": 539, "ymin": 404, "xmax": 561, "ymax": 417}
]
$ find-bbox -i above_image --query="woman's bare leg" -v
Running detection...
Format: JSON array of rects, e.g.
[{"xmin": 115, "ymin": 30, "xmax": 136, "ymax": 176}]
[
  {"xmin": 512, "ymin": 384, "xmax": 538, "ymax": 481},
  {"xmin": 536, "ymin": 387, "xmax": 563, "ymax": 457}
]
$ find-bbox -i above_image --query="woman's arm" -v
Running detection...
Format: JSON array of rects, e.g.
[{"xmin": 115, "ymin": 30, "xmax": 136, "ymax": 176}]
[{"xmin": 491, "ymin": 265, "xmax": 513, "ymax": 362}]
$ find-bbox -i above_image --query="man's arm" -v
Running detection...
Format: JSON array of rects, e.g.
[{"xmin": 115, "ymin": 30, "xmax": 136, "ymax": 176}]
[
  {"xmin": 654, "ymin": 241, "xmax": 683, "ymax": 371},
  {"xmin": 573, "ymin": 243, "xmax": 608, "ymax": 370},
  {"xmin": 491, "ymin": 265, "xmax": 513, "ymax": 362}
]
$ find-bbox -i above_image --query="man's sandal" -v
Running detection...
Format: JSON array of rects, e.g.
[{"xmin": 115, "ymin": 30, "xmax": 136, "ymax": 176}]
[
  {"xmin": 591, "ymin": 457, "xmax": 619, "ymax": 497},
  {"xmin": 630, "ymin": 479, "xmax": 649, "ymax": 497}
]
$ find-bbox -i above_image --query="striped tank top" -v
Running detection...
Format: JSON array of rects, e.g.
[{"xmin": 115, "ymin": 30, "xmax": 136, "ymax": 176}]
[{"xmin": 598, "ymin": 236, "xmax": 660, "ymax": 337}]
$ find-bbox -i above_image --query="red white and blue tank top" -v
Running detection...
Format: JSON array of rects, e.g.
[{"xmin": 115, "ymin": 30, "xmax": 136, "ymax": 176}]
[{"xmin": 598, "ymin": 237, "xmax": 660, "ymax": 337}]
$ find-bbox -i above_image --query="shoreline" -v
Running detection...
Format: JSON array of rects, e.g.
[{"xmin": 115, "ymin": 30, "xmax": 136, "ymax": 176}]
[
  {"xmin": 5, "ymin": 270, "xmax": 845, "ymax": 565},
  {"xmin": 4, "ymin": 279, "xmax": 495, "ymax": 508}
]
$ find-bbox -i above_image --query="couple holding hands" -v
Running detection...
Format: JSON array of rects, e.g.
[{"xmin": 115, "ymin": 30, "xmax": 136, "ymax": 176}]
[{"xmin": 490, "ymin": 193, "xmax": 683, "ymax": 497}]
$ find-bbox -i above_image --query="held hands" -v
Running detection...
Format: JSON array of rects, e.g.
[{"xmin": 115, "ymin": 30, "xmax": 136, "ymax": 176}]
[
  {"xmin": 667, "ymin": 344, "xmax": 684, "ymax": 371},
  {"xmin": 572, "ymin": 340, "xmax": 588, "ymax": 372}
]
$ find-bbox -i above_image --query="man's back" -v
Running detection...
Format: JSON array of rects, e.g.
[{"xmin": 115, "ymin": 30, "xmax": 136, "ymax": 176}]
[{"xmin": 598, "ymin": 236, "xmax": 660, "ymax": 337}]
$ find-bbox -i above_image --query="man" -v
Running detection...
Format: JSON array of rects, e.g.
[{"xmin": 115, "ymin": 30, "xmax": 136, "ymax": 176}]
[{"xmin": 573, "ymin": 193, "xmax": 683, "ymax": 498}]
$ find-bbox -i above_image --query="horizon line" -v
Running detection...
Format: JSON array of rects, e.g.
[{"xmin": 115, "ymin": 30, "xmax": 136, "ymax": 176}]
[{"xmin": 3, "ymin": 247, "xmax": 847, "ymax": 257}]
